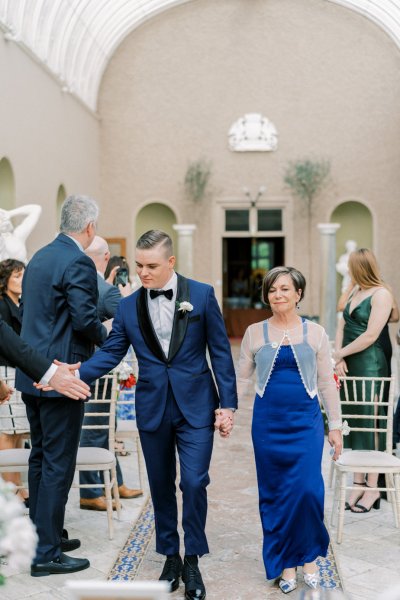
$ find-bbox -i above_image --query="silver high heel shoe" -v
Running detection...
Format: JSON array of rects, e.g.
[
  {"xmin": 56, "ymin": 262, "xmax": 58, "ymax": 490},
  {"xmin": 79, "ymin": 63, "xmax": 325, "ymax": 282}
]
[
  {"xmin": 279, "ymin": 574, "xmax": 298, "ymax": 594},
  {"xmin": 303, "ymin": 571, "xmax": 319, "ymax": 589}
]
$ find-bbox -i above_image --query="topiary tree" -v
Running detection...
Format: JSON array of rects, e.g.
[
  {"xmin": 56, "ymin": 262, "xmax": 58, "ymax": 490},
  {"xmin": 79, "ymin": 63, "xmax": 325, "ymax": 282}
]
[{"xmin": 284, "ymin": 159, "xmax": 330, "ymax": 313}]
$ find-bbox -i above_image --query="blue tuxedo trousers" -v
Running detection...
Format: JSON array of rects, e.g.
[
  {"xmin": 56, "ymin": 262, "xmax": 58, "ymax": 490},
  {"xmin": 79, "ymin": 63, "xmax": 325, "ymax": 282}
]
[
  {"xmin": 139, "ymin": 386, "xmax": 214, "ymax": 556},
  {"xmin": 22, "ymin": 393, "xmax": 84, "ymax": 563}
]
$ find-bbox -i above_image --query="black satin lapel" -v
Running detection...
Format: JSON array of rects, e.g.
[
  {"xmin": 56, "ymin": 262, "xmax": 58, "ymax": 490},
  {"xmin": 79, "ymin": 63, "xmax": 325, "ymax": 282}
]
[
  {"xmin": 137, "ymin": 287, "xmax": 167, "ymax": 363},
  {"xmin": 168, "ymin": 274, "xmax": 190, "ymax": 362}
]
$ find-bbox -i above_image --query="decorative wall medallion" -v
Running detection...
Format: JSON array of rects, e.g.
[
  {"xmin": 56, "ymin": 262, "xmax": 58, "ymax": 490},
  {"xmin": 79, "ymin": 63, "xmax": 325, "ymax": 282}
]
[{"xmin": 228, "ymin": 113, "xmax": 278, "ymax": 152}]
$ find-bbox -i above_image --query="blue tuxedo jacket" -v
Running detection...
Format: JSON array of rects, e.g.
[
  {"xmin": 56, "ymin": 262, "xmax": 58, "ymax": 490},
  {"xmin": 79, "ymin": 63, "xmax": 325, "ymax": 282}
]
[
  {"xmin": 16, "ymin": 233, "xmax": 107, "ymax": 396},
  {"xmin": 80, "ymin": 274, "xmax": 238, "ymax": 432}
]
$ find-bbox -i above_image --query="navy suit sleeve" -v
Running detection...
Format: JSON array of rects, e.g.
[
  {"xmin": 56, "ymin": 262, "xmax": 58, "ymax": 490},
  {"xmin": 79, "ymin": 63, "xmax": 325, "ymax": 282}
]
[
  {"xmin": 80, "ymin": 302, "xmax": 131, "ymax": 384},
  {"xmin": 102, "ymin": 285, "xmax": 121, "ymax": 320},
  {"xmin": 0, "ymin": 318, "xmax": 50, "ymax": 381},
  {"xmin": 64, "ymin": 256, "xmax": 107, "ymax": 346},
  {"xmin": 205, "ymin": 287, "xmax": 238, "ymax": 409}
]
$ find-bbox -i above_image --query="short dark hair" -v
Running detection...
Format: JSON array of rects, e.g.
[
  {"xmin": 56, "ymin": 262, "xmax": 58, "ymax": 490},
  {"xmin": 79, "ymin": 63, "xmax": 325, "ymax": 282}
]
[
  {"xmin": 0, "ymin": 259, "xmax": 25, "ymax": 298},
  {"xmin": 262, "ymin": 266, "xmax": 306, "ymax": 309},
  {"xmin": 104, "ymin": 256, "xmax": 130, "ymax": 282},
  {"xmin": 136, "ymin": 230, "xmax": 173, "ymax": 257}
]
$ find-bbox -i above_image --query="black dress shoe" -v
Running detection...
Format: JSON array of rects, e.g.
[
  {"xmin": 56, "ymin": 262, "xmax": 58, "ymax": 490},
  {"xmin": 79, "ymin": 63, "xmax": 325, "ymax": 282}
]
[
  {"xmin": 61, "ymin": 528, "xmax": 81, "ymax": 552},
  {"xmin": 31, "ymin": 553, "xmax": 90, "ymax": 577},
  {"xmin": 159, "ymin": 553, "xmax": 183, "ymax": 592},
  {"xmin": 61, "ymin": 536, "xmax": 81, "ymax": 552},
  {"xmin": 182, "ymin": 558, "xmax": 206, "ymax": 599}
]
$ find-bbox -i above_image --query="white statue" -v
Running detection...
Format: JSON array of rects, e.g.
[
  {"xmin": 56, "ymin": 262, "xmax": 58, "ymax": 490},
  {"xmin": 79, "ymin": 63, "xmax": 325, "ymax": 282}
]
[
  {"xmin": 336, "ymin": 239, "xmax": 357, "ymax": 293},
  {"xmin": 0, "ymin": 204, "xmax": 42, "ymax": 263}
]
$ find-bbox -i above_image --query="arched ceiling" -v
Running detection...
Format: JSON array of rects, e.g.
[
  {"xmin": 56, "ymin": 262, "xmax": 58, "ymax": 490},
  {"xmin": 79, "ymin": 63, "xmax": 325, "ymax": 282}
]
[{"xmin": 0, "ymin": 0, "xmax": 399, "ymax": 112}]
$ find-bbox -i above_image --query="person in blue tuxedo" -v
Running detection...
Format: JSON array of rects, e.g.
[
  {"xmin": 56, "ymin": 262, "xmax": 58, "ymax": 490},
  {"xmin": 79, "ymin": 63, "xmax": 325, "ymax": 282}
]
[
  {"xmin": 79, "ymin": 230, "xmax": 237, "ymax": 600},
  {"xmin": 16, "ymin": 196, "xmax": 107, "ymax": 577}
]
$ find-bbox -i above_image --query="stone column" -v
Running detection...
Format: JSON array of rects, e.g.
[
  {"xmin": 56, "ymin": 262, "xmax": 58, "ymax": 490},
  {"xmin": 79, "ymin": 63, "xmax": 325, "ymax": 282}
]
[
  {"xmin": 317, "ymin": 223, "xmax": 341, "ymax": 340},
  {"xmin": 172, "ymin": 224, "xmax": 197, "ymax": 278}
]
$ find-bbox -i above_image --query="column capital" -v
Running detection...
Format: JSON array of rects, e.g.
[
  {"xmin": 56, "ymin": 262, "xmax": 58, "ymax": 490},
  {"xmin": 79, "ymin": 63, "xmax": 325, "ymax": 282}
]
[
  {"xmin": 317, "ymin": 223, "xmax": 341, "ymax": 235},
  {"xmin": 172, "ymin": 224, "xmax": 197, "ymax": 235}
]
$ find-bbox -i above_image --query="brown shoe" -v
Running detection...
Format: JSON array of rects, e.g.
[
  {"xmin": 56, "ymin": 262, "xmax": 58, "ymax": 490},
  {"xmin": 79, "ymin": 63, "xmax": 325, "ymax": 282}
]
[
  {"xmin": 79, "ymin": 496, "xmax": 117, "ymax": 511},
  {"xmin": 117, "ymin": 484, "xmax": 143, "ymax": 499}
]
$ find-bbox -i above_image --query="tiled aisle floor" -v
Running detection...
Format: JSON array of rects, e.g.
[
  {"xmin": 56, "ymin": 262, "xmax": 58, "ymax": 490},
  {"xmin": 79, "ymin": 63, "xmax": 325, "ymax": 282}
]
[{"xmin": 2, "ymin": 341, "xmax": 400, "ymax": 599}]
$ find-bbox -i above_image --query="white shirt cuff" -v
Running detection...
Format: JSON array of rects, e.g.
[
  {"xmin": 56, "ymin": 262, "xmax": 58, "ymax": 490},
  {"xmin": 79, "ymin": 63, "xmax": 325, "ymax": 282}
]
[{"xmin": 40, "ymin": 364, "xmax": 58, "ymax": 385}]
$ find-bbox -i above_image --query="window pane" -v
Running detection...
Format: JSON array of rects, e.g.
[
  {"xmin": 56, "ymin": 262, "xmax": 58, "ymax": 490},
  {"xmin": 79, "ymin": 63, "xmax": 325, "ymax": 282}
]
[
  {"xmin": 257, "ymin": 258, "xmax": 269, "ymax": 270},
  {"xmin": 226, "ymin": 210, "xmax": 249, "ymax": 231},
  {"xmin": 257, "ymin": 242, "xmax": 270, "ymax": 258},
  {"xmin": 257, "ymin": 209, "xmax": 282, "ymax": 231}
]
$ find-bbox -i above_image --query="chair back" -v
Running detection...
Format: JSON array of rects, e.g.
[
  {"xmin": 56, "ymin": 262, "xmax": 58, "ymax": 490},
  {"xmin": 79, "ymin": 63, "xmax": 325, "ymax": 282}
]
[
  {"xmin": 0, "ymin": 371, "xmax": 28, "ymax": 435},
  {"xmin": 339, "ymin": 375, "xmax": 395, "ymax": 453},
  {"xmin": 80, "ymin": 372, "xmax": 119, "ymax": 452}
]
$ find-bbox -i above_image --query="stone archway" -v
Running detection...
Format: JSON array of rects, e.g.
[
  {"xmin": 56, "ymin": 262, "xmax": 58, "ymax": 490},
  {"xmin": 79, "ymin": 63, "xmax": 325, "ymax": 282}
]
[
  {"xmin": 135, "ymin": 201, "xmax": 178, "ymax": 263},
  {"xmin": 0, "ymin": 157, "xmax": 15, "ymax": 210},
  {"xmin": 331, "ymin": 200, "xmax": 373, "ymax": 297}
]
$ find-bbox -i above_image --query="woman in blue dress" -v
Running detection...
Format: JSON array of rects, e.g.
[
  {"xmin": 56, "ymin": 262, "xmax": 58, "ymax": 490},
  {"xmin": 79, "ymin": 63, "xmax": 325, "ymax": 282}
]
[{"xmin": 237, "ymin": 267, "xmax": 343, "ymax": 594}]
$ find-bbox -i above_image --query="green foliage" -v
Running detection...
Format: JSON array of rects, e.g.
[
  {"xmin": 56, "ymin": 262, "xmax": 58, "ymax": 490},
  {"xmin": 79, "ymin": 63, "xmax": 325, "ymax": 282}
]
[
  {"xmin": 184, "ymin": 158, "xmax": 212, "ymax": 202},
  {"xmin": 284, "ymin": 159, "xmax": 330, "ymax": 208}
]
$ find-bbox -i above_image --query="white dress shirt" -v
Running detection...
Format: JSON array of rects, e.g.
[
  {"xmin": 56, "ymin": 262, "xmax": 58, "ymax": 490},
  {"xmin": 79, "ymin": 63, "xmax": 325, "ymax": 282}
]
[{"xmin": 147, "ymin": 271, "xmax": 178, "ymax": 357}]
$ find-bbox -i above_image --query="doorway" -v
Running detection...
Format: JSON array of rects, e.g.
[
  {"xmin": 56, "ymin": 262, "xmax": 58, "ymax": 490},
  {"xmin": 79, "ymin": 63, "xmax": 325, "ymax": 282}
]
[{"xmin": 222, "ymin": 236, "xmax": 284, "ymax": 336}]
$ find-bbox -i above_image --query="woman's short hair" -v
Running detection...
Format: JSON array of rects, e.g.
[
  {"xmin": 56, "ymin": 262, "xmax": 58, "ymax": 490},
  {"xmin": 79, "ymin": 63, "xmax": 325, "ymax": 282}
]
[
  {"xmin": 348, "ymin": 248, "xmax": 384, "ymax": 289},
  {"xmin": 0, "ymin": 259, "xmax": 25, "ymax": 298},
  {"xmin": 262, "ymin": 266, "xmax": 306, "ymax": 309}
]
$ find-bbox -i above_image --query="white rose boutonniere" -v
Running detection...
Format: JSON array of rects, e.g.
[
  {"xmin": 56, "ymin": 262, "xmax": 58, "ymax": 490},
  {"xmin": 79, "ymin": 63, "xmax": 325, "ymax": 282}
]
[{"xmin": 176, "ymin": 300, "xmax": 194, "ymax": 315}]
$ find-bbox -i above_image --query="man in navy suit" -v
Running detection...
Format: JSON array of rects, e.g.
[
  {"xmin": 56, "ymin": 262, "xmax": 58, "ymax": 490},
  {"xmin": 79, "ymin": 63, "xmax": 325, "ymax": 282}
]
[
  {"xmin": 79, "ymin": 230, "xmax": 237, "ymax": 599},
  {"xmin": 16, "ymin": 195, "xmax": 107, "ymax": 577}
]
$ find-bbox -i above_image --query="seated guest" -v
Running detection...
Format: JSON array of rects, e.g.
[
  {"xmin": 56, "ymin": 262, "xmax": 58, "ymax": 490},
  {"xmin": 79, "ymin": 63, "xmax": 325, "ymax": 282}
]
[
  {"xmin": 0, "ymin": 259, "xmax": 30, "ymax": 503},
  {"xmin": 79, "ymin": 236, "xmax": 142, "ymax": 511}
]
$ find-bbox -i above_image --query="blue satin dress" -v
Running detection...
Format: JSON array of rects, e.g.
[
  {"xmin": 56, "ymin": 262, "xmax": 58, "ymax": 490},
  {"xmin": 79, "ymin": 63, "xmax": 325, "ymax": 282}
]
[{"xmin": 251, "ymin": 319, "xmax": 329, "ymax": 580}]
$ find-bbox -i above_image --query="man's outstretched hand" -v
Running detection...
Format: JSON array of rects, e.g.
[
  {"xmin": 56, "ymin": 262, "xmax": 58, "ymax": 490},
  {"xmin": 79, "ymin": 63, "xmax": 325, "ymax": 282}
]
[{"xmin": 34, "ymin": 361, "xmax": 91, "ymax": 400}]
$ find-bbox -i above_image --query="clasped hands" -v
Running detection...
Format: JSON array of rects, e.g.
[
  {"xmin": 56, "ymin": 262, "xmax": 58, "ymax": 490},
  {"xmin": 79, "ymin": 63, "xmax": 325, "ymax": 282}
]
[
  {"xmin": 214, "ymin": 408, "xmax": 234, "ymax": 438},
  {"xmin": 34, "ymin": 359, "xmax": 90, "ymax": 400}
]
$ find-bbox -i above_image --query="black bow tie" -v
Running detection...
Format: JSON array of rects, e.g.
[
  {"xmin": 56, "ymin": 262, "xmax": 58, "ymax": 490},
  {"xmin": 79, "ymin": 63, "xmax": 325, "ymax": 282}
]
[{"xmin": 149, "ymin": 289, "xmax": 173, "ymax": 301}]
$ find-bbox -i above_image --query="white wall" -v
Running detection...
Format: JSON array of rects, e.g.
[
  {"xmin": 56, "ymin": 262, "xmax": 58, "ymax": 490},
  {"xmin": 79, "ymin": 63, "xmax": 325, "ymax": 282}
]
[
  {"xmin": 0, "ymin": 35, "xmax": 100, "ymax": 258},
  {"xmin": 98, "ymin": 0, "xmax": 400, "ymax": 312}
]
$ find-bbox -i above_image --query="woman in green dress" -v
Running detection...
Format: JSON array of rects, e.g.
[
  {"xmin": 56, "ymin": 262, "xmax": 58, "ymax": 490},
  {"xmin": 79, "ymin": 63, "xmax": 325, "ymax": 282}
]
[{"xmin": 333, "ymin": 248, "xmax": 394, "ymax": 513}]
